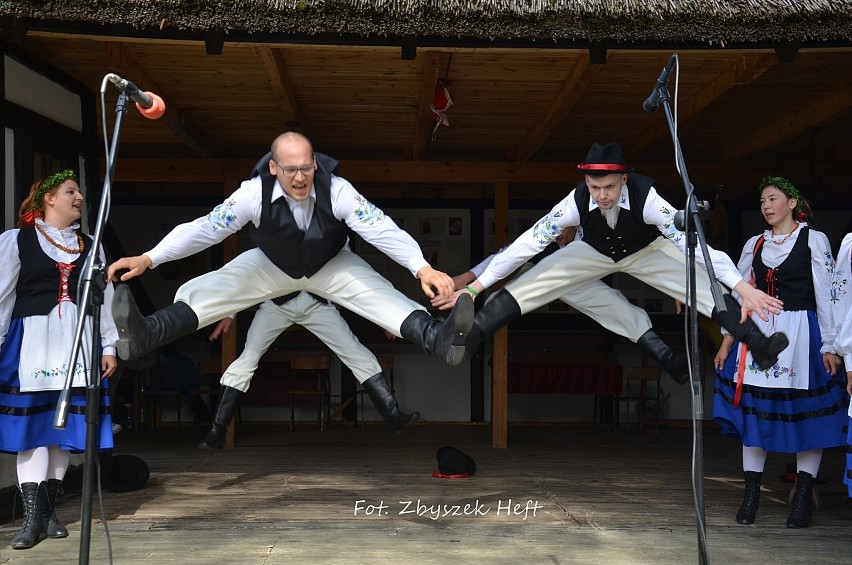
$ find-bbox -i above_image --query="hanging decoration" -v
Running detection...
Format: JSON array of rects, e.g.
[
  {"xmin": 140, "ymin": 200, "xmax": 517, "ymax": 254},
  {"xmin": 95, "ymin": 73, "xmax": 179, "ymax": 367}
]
[{"xmin": 430, "ymin": 80, "xmax": 453, "ymax": 140}]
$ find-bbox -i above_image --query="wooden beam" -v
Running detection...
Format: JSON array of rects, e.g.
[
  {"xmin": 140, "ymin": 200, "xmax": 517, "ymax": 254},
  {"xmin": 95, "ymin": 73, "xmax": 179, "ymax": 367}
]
[
  {"xmin": 108, "ymin": 158, "xmax": 847, "ymax": 189},
  {"xmin": 81, "ymin": 40, "xmax": 216, "ymax": 159},
  {"xmin": 628, "ymin": 54, "xmax": 777, "ymax": 158},
  {"xmin": 412, "ymin": 51, "xmax": 444, "ymax": 160},
  {"xmin": 515, "ymin": 53, "xmax": 599, "ymax": 162},
  {"xmin": 108, "ymin": 158, "xmax": 578, "ymax": 184},
  {"xmin": 221, "ymin": 165, "xmax": 243, "ymax": 449},
  {"xmin": 252, "ymin": 46, "xmax": 309, "ymax": 134},
  {"xmin": 492, "ymin": 181, "xmax": 509, "ymax": 449},
  {"xmin": 722, "ymin": 82, "xmax": 852, "ymax": 162}
]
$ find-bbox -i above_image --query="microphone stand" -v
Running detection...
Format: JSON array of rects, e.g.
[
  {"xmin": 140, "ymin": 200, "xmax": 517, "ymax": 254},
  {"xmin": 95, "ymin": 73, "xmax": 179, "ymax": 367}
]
[
  {"xmin": 54, "ymin": 90, "xmax": 128, "ymax": 565},
  {"xmin": 655, "ymin": 77, "xmax": 725, "ymax": 565}
]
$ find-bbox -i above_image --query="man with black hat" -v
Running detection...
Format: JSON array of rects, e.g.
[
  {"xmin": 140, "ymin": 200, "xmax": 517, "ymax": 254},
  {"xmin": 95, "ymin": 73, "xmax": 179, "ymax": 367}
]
[
  {"xmin": 107, "ymin": 131, "xmax": 473, "ymax": 370},
  {"xmin": 433, "ymin": 142, "xmax": 788, "ymax": 371},
  {"xmin": 447, "ymin": 225, "xmax": 689, "ymax": 384}
]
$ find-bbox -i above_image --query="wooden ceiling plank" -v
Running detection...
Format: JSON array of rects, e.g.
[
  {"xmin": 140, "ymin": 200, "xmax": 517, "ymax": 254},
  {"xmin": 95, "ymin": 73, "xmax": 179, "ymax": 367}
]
[
  {"xmin": 722, "ymin": 83, "xmax": 852, "ymax": 162},
  {"xmin": 628, "ymin": 53, "xmax": 777, "ymax": 158},
  {"xmin": 108, "ymin": 158, "xmax": 835, "ymax": 189},
  {"xmin": 252, "ymin": 46, "xmax": 309, "ymax": 134},
  {"xmin": 82, "ymin": 40, "xmax": 216, "ymax": 159},
  {"xmin": 515, "ymin": 53, "xmax": 599, "ymax": 162}
]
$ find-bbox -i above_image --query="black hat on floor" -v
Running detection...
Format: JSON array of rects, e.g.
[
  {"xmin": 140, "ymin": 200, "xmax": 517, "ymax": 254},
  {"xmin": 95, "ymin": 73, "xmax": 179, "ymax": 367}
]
[
  {"xmin": 436, "ymin": 446, "xmax": 476, "ymax": 476},
  {"xmin": 102, "ymin": 454, "xmax": 150, "ymax": 492}
]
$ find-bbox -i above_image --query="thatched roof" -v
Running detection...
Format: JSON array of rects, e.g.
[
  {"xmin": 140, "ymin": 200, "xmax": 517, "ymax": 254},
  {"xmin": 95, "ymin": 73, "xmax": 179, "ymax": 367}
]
[{"xmin": 3, "ymin": 1, "xmax": 852, "ymax": 44}]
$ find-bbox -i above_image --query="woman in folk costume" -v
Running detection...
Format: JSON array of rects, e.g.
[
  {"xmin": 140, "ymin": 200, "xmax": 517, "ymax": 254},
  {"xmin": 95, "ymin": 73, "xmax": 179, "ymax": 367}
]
[
  {"xmin": 713, "ymin": 176, "xmax": 846, "ymax": 528},
  {"xmin": 831, "ymin": 231, "xmax": 852, "ymax": 500},
  {"xmin": 0, "ymin": 171, "xmax": 118, "ymax": 549}
]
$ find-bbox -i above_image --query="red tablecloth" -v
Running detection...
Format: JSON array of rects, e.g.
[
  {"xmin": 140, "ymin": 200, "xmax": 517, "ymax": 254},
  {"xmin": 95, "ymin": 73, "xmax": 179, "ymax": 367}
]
[{"xmin": 507, "ymin": 363, "xmax": 623, "ymax": 395}]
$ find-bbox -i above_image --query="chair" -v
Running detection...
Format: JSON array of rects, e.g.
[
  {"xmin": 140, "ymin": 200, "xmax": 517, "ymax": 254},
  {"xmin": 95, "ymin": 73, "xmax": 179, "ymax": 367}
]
[
  {"xmin": 357, "ymin": 355, "xmax": 394, "ymax": 431},
  {"xmin": 138, "ymin": 354, "xmax": 184, "ymax": 430},
  {"xmin": 288, "ymin": 355, "xmax": 331, "ymax": 431},
  {"xmin": 616, "ymin": 366, "xmax": 662, "ymax": 433}
]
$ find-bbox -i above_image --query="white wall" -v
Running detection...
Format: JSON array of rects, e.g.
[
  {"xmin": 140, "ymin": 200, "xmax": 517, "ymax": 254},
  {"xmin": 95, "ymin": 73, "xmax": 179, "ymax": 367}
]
[{"xmin": 4, "ymin": 55, "xmax": 82, "ymax": 132}]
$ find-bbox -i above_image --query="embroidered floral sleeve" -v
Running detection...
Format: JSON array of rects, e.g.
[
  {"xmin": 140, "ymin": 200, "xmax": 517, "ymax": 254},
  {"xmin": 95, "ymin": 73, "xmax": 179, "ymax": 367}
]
[
  {"xmin": 352, "ymin": 194, "xmax": 385, "ymax": 225},
  {"xmin": 656, "ymin": 204, "xmax": 683, "ymax": 245},
  {"xmin": 827, "ymin": 250, "xmax": 844, "ymax": 305},
  {"xmin": 809, "ymin": 230, "xmax": 839, "ymax": 347},
  {"xmin": 533, "ymin": 210, "xmax": 563, "ymax": 245},
  {"xmin": 205, "ymin": 199, "xmax": 238, "ymax": 230}
]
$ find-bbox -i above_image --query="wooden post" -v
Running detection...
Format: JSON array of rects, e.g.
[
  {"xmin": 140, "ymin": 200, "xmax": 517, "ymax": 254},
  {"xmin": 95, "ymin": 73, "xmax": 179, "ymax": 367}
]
[
  {"xmin": 492, "ymin": 182, "xmax": 509, "ymax": 448},
  {"xmin": 221, "ymin": 166, "xmax": 242, "ymax": 448}
]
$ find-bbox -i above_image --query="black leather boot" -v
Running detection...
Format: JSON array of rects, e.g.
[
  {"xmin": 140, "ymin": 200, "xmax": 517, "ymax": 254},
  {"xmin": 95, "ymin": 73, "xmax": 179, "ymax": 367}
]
[
  {"xmin": 11, "ymin": 482, "xmax": 45, "ymax": 550},
  {"xmin": 711, "ymin": 294, "xmax": 789, "ymax": 371},
  {"xmin": 786, "ymin": 471, "xmax": 815, "ymax": 528},
  {"xmin": 113, "ymin": 284, "xmax": 200, "ymax": 361},
  {"xmin": 636, "ymin": 329, "xmax": 689, "ymax": 385},
  {"xmin": 42, "ymin": 479, "xmax": 68, "ymax": 538},
  {"xmin": 361, "ymin": 372, "xmax": 421, "ymax": 434},
  {"xmin": 399, "ymin": 293, "xmax": 473, "ymax": 367},
  {"xmin": 736, "ymin": 471, "xmax": 762, "ymax": 525},
  {"xmin": 199, "ymin": 385, "xmax": 244, "ymax": 449},
  {"xmin": 464, "ymin": 289, "xmax": 522, "ymax": 357}
]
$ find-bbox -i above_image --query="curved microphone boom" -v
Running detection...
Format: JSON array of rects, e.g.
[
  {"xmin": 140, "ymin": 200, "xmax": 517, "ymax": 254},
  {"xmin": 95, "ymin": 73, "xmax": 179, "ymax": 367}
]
[
  {"xmin": 106, "ymin": 73, "xmax": 166, "ymax": 119},
  {"xmin": 642, "ymin": 54, "xmax": 677, "ymax": 114}
]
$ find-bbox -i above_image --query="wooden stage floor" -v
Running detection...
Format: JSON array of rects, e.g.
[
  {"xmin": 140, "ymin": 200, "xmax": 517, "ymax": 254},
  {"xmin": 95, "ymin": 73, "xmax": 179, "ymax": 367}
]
[{"xmin": 1, "ymin": 423, "xmax": 850, "ymax": 564}]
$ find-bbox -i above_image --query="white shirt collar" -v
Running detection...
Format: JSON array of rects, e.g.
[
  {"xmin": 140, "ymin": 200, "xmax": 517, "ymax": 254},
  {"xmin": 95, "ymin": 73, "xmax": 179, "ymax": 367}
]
[{"xmin": 588, "ymin": 184, "xmax": 630, "ymax": 212}]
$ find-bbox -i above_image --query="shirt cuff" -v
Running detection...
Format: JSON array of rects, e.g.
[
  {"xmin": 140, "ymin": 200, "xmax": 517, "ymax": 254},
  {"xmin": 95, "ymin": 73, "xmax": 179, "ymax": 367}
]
[
  {"xmin": 410, "ymin": 258, "xmax": 430, "ymax": 277},
  {"xmin": 103, "ymin": 346, "xmax": 117, "ymax": 357},
  {"xmin": 719, "ymin": 271, "xmax": 744, "ymax": 291},
  {"xmin": 145, "ymin": 250, "xmax": 162, "ymax": 269}
]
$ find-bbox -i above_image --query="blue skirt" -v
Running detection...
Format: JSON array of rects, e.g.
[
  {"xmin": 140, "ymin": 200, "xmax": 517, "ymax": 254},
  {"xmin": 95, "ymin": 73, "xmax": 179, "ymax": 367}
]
[
  {"xmin": 845, "ymin": 417, "xmax": 852, "ymax": 498},
  {"xmin": 712, "ymin": 310, "xmax": 847, "ymax": 453},
  {"xmin": 0, "ymin": 318, "xmax": 113, "ymax": 454}
]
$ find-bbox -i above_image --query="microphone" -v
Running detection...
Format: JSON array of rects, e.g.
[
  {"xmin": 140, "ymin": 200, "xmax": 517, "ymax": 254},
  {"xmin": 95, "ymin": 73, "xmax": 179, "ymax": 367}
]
[
  {"xmin": 106, "ymin": 73, "xmax": 166, "ymax": 119},
  {"xmin": 642, "ymin": 54, "xmax": 677, "ymax": 114}
]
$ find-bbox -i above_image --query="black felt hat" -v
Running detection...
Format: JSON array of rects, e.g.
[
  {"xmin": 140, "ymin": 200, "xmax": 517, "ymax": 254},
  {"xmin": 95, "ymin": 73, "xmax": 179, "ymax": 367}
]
[
  {"xmin": 436, "ymin": 446, "xmax": 476, "ymax": 476},
  {"xmin": 102, "ymin": 454, "xmax": 150, "ymax": 492},
  {"xmin": 576, "ymin": 142, "xmax": 633, "ymax": 174}
]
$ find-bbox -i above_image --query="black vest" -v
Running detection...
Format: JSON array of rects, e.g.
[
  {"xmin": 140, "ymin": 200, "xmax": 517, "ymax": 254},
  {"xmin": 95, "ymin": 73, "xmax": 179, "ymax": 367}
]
[
  {"xmin": 574, "ymin": 173, "xmax": 661, "ymax": 262},
  {"xmin": 752, "ymin": 227, "xmax": 816, "ymax": 311},
  {"xmin": 249, "ymin": 154, "xmax": 349, "ymax": 279},
  {"xmin": 11, "ymin": 226, "xmax": 93, "ymax": 318}
]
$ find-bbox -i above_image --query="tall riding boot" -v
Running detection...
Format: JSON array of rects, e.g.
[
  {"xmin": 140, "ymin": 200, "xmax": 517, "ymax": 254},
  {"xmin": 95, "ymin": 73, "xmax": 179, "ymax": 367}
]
[
  {"xmin": 361, "ymin": 372, "xmax": 421, "ymax": 434},
  {"xmin": 786, "ymin": 471, "xmax": 815, "ymax": 528},
  {"xmin": 399, "ymin": 294, "xmax": 474, "ymax": 367},
  {"xmin": 711, "ymin": 294, "xmax": 789, "ymax": 371},
  {"xmin": 113, "ymin": 284, "xmax": 200, "ymax": 361},
  {"xmin": 11, "ymin": 482, "xmax": 45, "ymax": 550},
  {"xmin": 42, "ymin": 479, "xmax": 68, "ymax": 539},
  {"xmin": 636, "ymin": 329, "xmax": 689, "ymax": 385},
  {"xmin": 464, "ymin": 289, "xmax": 523, "ymax": 357},
  {"xmin": 199, "ymin": 386, "xmax": 244, "ymax": 449},
  {"xmin": 736, "ymin": 471, "xmax": 762, "ymax": 524}
]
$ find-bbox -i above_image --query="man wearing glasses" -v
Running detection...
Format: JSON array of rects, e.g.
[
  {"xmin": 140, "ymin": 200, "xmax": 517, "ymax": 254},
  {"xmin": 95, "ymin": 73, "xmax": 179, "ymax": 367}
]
[{"xmin": 107, "ymin": 132, "xmax": 473, "ymax": 378}]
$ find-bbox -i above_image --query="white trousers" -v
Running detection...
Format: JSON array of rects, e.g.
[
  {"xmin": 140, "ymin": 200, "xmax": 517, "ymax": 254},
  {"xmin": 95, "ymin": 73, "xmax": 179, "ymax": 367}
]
[
  {"xmin": 175, "ymin": 248, "xmax": 425, "ymax": 335},
  {"xmin": 557, "ymin": 279, "xmax": 652, "ymax": 342},
  {"xmin": 221, "ymin": 293, "xmax": 382, "ymax": 392},
  {"xmin": 506, "ymin": 239, "xmax": 716, "ymax": 338}
]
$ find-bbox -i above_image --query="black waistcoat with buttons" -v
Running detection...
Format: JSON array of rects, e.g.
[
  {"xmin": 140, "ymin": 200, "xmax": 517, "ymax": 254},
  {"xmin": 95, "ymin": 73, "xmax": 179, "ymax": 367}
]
[
  {"xmin": 752, "ymin": 226, "xmax": 815, "ymax": 311},
  {"xmin": 249, "ymin": 154, "xmax": 348, "ymax": 279},
  {"xmin": 573, "ymin": 172, "xmax": 661, "ymax": 262},
  {"xmin": 11, "ymin": 226, "xmax": 93, "ymax": 318}
]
